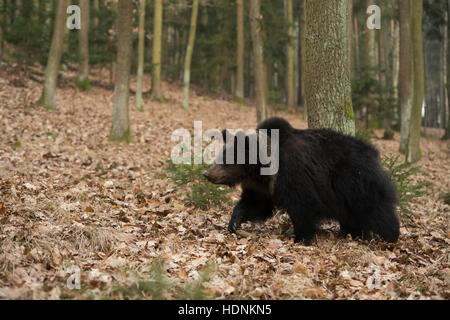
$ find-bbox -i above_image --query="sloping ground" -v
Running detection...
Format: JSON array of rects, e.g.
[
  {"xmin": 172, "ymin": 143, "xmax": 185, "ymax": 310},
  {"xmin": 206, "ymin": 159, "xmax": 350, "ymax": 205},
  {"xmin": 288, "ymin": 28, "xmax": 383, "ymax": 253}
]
[{"xmin": 0, "ymin": 63, "xmax": 448, "ymax": 299}]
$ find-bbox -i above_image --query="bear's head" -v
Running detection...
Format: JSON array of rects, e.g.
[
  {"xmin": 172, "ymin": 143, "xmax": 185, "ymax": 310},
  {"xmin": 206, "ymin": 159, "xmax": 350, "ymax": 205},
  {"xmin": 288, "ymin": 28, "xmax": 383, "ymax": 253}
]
[{"xmin": 203, "ymin": 129, "xmax": 278, "ymax": 187}]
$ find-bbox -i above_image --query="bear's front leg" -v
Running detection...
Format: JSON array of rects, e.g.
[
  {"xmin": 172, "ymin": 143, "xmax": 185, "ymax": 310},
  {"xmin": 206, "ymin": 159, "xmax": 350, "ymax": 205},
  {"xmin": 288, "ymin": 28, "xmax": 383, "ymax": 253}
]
[
  {"xmin": 228, "ymin": 203, "xmax": 244, "ymax": 233},
  {"xmin": 228, "ymin": 189, "xmax": 274, "ymax": 234}
]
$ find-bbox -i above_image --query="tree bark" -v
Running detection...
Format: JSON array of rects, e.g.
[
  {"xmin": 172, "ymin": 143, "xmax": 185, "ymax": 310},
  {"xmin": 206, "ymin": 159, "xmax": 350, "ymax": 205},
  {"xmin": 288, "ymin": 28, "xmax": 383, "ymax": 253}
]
[
  {"xmin": 440, "ymin": 13, "xmax": 448, "ymax": 131},
  {"xmin": 353, "ymin": 15, "xmax": 359, "ymax": 70},
  {"xmin": 235, "ymin": 0, "xmax": 245, "ymax": 101},
  {"xmin": 94, "ymin": 0, "xmax": 99, "ymax": 27},
  {"xmin": 300, "ymin": 0, "xmax": 306, "ymax": 118},
  {"xmin": 110, "ymin": 0, "xmax": 134, "ymax": 142},
  {"xmin": 77, "ymin": 0, "xmax": 90, "ymax": 90},
  {"xmin": 379, "ymin": 16, "xmax": 392, "ymax": 138},
  {"xmin": 250, "ymin": 0, "xmax": 267, "ymax": 123},
  {"xmin": 152, "ymin": 0, "xmax": 163, "ymax": 100},
  {"xmin": 43, "ymin": 0, "xmax": 67, "ymax": 110},
  {"xmin": 0, "ymin": 0, "xmax": 3, "ymax": 63},
  {"xmin": 392, "ymin": 19, "xmax": 400, "ymax": 106},
  {"xmin": 406, "ymin": 0, "xmax": 424, "ymax": 163},
  {"xmin": 399, "ymin": 0, "xmax": 413, "ymax": 152},
  {"xmin": 136, "ymin": 0, "xmax": 146, "ymax": 111},
  {"xmin": 286, "ymin": 0, "xmax": 295, "ymax": 108},
  {"xmin": 304, "ymin": 0, "xmax": 355, "ymax": 135},
  {"xmin": 182, "ymin": 0, "xmax": 199, "ymax": 110},
  {"xmin": 444, "ymin": 0, "xmax": 450, "ymax": 139},
  {"xmin": 347, "ymin": 0, "xmax": 353, "ymax": 76}
]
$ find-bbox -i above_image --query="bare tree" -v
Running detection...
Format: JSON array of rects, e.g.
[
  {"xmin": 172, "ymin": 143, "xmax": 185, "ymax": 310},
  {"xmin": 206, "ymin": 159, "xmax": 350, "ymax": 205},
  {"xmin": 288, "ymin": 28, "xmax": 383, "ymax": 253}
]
[
  {"xmin": 286, "ymin": 0, "xmax": 295, "ymax": 108},
  {"xmin": 304, "ymin": 0, "xmax": 355, "ymax": 135},
  {"xmin": 136, "ymin": 0, "xmax": 146, "ymax": 111},
  {"xmin": 407, "ymin": 0, "xmax": 424, "ymax": 163},
  {"xmin": 399, "ymin": 0, "xmax": 413, "ymax": 152},
  {"xmin": 110, "ymin": 0, "xmax": 134, "ymax": 142},
  {"xmin": 152, "ymin": 0, "xmax": 163, "ymax": 100},
  {"xmin": 42, "ymin": 0, "xmax": 67, "ymax": 110},
  {"xmin": 77, "ymin": 0, "xmax": 91, "ymax": 90},
  {"xmin": 235, "ymin": 0, "xmax": 245, "ymax": 101},
  {"xmin": 182, "ymin": 0, "xmax": 199, "ymax": 110},
  {"xmin": 250, "ymin": 0, "xmax": 267, "ymax": 123}
]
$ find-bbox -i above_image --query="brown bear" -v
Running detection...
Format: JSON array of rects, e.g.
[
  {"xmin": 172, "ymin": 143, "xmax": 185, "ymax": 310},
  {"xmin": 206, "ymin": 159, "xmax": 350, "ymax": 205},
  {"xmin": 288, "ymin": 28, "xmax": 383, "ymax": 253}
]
[{"xmin": 203, "ymin": 117, "xmax": 399, "ymax": 245}]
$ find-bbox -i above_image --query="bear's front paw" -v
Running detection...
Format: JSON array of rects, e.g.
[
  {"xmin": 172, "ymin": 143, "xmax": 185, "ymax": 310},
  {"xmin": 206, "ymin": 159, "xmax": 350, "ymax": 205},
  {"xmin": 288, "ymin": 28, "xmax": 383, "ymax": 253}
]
[
  {"xmin": 228, "ymin": 206, "xmax": 243, "ymax": 233},
  {"xmin": 228, "ymin": 219, "xmax": 239, "ymax": 233}
]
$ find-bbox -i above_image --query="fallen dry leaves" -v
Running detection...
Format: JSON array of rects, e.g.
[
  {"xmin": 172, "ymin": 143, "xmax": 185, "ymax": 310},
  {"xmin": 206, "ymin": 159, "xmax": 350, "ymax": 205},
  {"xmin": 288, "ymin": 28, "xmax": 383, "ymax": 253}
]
[{"xmin": 0, "ymin": 63, "xmax": 448, "ymax": 300}]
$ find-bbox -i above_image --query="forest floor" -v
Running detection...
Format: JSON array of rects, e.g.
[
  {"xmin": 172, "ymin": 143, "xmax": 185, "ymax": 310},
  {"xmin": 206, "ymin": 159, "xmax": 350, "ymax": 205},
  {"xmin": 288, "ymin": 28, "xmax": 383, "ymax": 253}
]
[{"xmin": 0, "ymin": 62, "xmax": 449, "ymax": 300}]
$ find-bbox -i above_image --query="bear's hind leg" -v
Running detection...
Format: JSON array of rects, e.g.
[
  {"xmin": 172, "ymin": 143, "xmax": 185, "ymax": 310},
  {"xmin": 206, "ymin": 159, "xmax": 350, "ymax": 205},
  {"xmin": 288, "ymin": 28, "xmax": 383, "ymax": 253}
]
[
  {"xmin": 339, "ymin": 222, "xmax": 363, "ymax": 240},
  {"xmin": 285, "ymin": 205, "xmax": 320, "ymax": 246}
]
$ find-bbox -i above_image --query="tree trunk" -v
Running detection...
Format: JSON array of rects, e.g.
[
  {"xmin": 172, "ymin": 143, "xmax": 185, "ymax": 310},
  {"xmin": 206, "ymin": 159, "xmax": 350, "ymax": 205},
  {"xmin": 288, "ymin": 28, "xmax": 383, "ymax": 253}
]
[
  {"xmin": 444, "ymin": 0, "xmax": 450, "ymax": 139},
  {"xmin": 135, "ymin": 0, "xmax": 146, "ymax": 111},
  {"xmin": 0, "ymin": 0, "xmax": 3, "ymax": 63},
  {"xmin": 440, "ymin": 14, "xmax": 448, "ymax": 131},
  {"xmin": 250, "ymin": 0, "xmax": 267, "ymax": 123},
  {"xmin": 392, "ymin": 19, "xmax": 400, "ymax": 106},
  {"xmin": 94, "ymin": 0, "xmax": 99, "ymax": 27},
  {"xmin": 364, "ymin": 0, "xmax": 377, "ymax": 76},
  {"xmin": 182, "ymin": 0, "xmax": 199, "ymax": 110},
  {"xmin": 42, "ymin": 0, "xmax": 67, "ymax": 110},
  {"xmin": 110, "ymin": 0, "xmax": 134, "ymax": 142},
  {"xmin": 353, "ymin": 16, "xmax": 359, "ymax": 71},
  {"xmin": 152, "ymin": 0, "xmax": 163, "ymax": 100},
  {"xmin": 300, "ymin": 0, "xmax": 306, "ymax": 118},
  {"xmin": 399, "ymin": 0, "xmax": 413, "ymax": 152},
  {"xmin": 379, "ymin": 17, "xmax": 392, "ymax": 138},
  {"xmin": 286, "ymin": 0, "xmax": 295, "ymax": 108},
  {"xmin": 304, "ymin": 0, "xmax": 355, "ymax": 135},
  {"xmin": 406, "ymin": 0, "xmax": 424, "ymax": 163},
  {"xmin": 235, "ymin": 0, "xmax": 245, "ymax": 101},
  {"xmin": 77, "ymin": 0, "xmax": 90, "ymax": 90},
  {"xmin": 347, "ymin": 0, "xmax": 353, "ymax": 75},
  {"xmin": 293, "ymin": 14, "xmax": 300, "ymax": 108},
  {"xmin": 359, "ymin": 0, "xmax": 377, "ymax": 128}
]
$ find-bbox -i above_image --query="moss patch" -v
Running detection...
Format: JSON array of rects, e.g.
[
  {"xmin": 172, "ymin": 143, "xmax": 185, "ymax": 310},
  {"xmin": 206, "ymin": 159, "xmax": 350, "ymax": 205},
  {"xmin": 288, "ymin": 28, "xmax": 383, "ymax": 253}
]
[
  {"xmin": 76, "ymin": 78, "xmax": 92, "ymax": 91},
  {"xmin": 109, "ymin": 128, "xmax": 132, "ymax": 144},
  {"xmin": 342, "ymin": 96, "xmax": 354, "ymax": 120}
]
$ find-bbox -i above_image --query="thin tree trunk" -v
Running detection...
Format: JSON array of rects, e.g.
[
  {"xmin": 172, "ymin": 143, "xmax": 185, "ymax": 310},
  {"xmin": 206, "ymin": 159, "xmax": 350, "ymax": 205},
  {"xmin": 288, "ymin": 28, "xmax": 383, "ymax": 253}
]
[
  {"xmin": 235, "ymin": 0, "xmax": 245, "ymax": 101},
  {"xmin": 379, "ymin": 17, "xmax": 392, "ymax": 138},
  {"xmin": 286, "ymin": 0, "xmax": 295, "ymax": 108},
  {"xmin": 42, "ymin": 0, "xmax": 67, "ymax": 110},
  {"xmin": 347, "ymin": 0, "xmax": 353, "ymax": 75},
  {"xmin": 304, "ymin": 0, "xmax": 355, "ymax": 135},
  {"xmin": 392, "ymin": 19, "xmax": 400, "ymax": 106},
  {"xmin": 293, "ymin": 15, "xmax": 300, "ymax": 108},
  {"xmin": 152, "ymin": 0, "xmax": 163, "ymax": 100},
  {"xmin": 300, "ymin": 0, "xmax": 306, "ymax": 118},
  {"xmin": 110, "ymin": 0, "xmax": 134, "ymax": 142},
  {"xmin": 0, "ymin": 0, "xmax": 3, "ymax": 63},
  {"xmin": 360, "ymin": 0, "xmax": 377, "ymax": 129},
  {"xmin": 136, "ymin": 0, "xmax": 146, "ymax": 111},
  {"xmin": 443, "ymin": 0, "xmax": 450, "ymax": 139},
  {"xmin": 353, "ymin": 16, "xmax": 359, "ymax": 70},
  {"xmin": 399, "ymin": 0, "xmax": 413, "ymax": 152},
  {"xmin": 94, "ymin": 0, "xmax": 99, "ymax": 27},
  {"xmin": 250, "ymin": 0, "xmax": 267, "ymax": 123},
  {"xmin": 182, "ymin": 0, "xmax": 199, "ymax": 110},
  {"xmin": 440, "ymin": 17, "xmax": 448, "ymax": 130},
  {"xmin": 77, "ymin": 0, "xmax": 90, "ymax": 90},
  {"xmin": 407, "ymin": 0, "xmax": 424, "ymax": 163}
]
